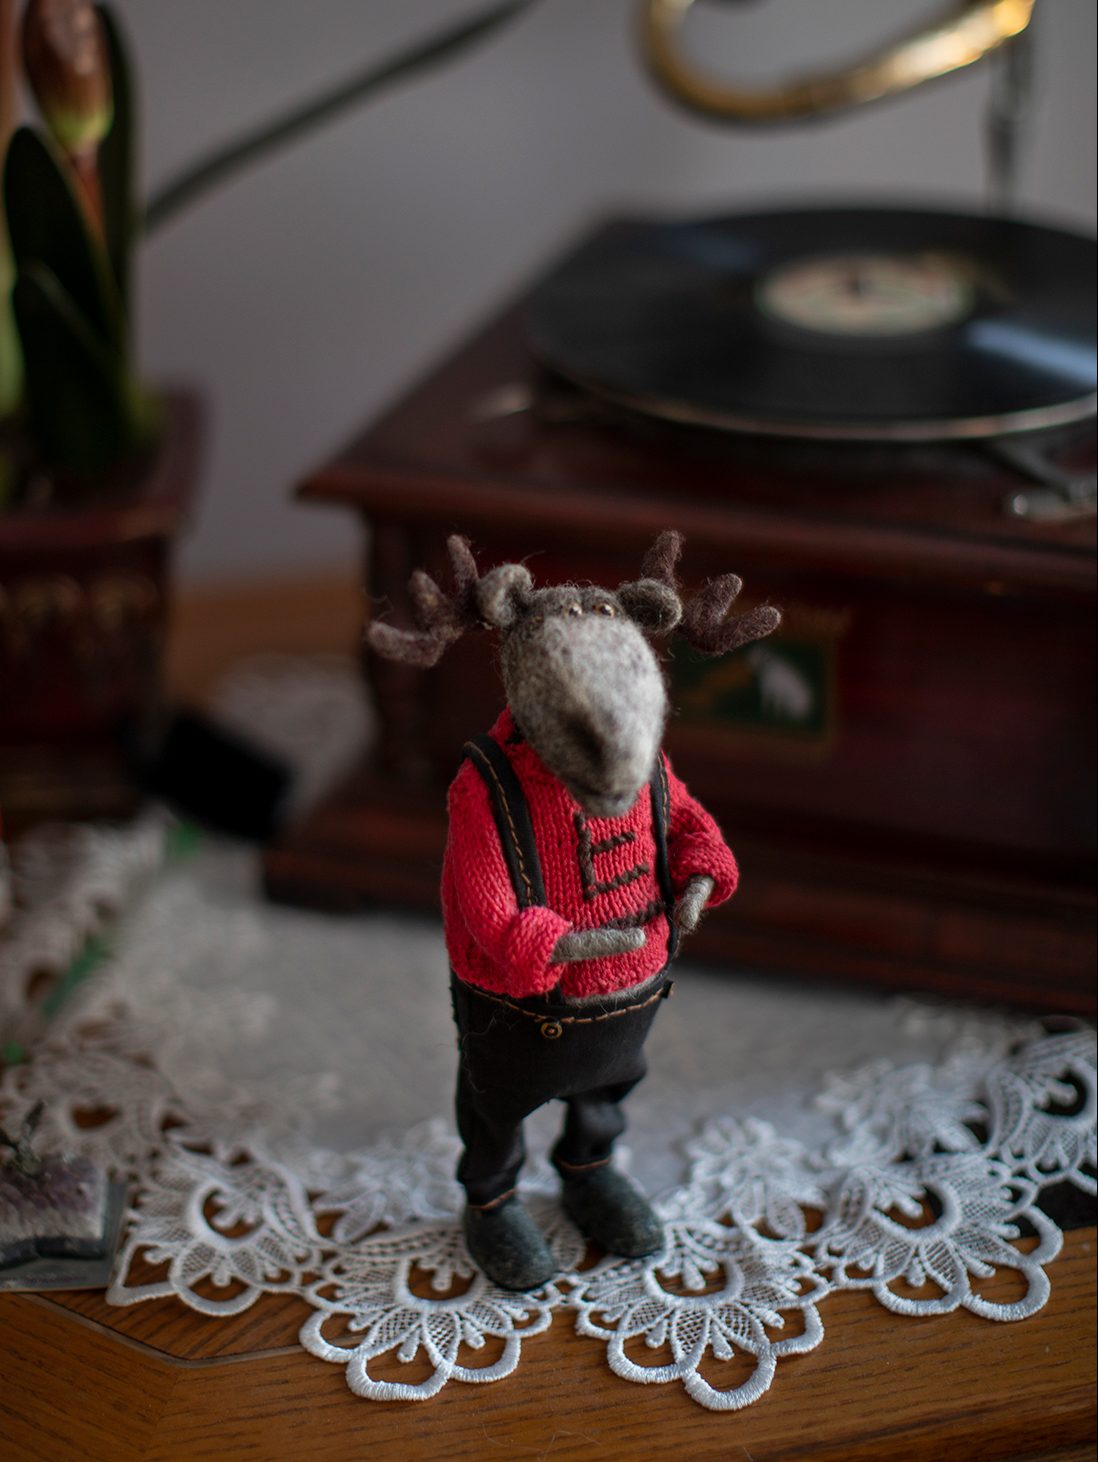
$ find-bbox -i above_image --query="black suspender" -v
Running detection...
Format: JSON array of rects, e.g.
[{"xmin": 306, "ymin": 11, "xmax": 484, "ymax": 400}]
[
  {"xmin": 462, "ymin": 734, "xmax": 677, "ymax": 952},
  {"xmin": 463, "ymin": 734, "xmax": 547, "ymax": 909},
  {"xmin": 649, "ymin": 751, "xmax": 679, "ymax": 961}
]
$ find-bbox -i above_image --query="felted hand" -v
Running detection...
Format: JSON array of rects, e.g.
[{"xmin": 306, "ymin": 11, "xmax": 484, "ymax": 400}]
[
  {"xmin": 674, "ymin": 874, "xmax": 715, "ymax": 933},
  {"xmin": 550, "ymin": 927, "xmax": 646, "ymax": 963}
]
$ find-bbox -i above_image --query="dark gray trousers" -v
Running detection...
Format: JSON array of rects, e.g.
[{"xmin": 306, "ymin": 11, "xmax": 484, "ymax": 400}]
[{"xmin": 450, "ymin": 971, "xmax": 671, "ymax": 1208}]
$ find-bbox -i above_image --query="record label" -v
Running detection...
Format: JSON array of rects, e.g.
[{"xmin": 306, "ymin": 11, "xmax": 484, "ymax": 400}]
[{"xmin": 756, "ymin": 252, "xmax": 975, "ymax": 337}]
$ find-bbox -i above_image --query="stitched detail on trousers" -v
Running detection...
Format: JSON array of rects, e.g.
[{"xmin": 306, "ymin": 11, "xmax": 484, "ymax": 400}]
[
  {"xmin": 467, "ymin": 1187, "xmax": 517, "ymax": 1211},
  {"xmin": 556, "ymin": 1155, "xmax": 612, "ymax": 1173},
  {"xmin": 467, "ymin": 982, "xmax": 669, "ymax": 1028}
]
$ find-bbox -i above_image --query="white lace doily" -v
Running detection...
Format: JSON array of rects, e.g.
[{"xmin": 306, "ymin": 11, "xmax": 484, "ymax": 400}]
[{"xmin": 1, "ymin": 661, "xmax": 1094, "ymax": 1413}]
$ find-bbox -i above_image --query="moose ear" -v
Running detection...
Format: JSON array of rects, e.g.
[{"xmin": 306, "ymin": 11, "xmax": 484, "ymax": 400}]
[
  {"xmin": 618, "ymin": 578, "xmax": 682, "ymax": 634},
  {"xmin": 475, "ymin": 564, "xmax": 534, "ymax": 629}
]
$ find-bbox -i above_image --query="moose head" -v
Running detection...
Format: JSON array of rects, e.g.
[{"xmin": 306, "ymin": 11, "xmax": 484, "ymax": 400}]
[{"xmin": 367, "ymin": 531, "xmax": 780, "ymax": 819}]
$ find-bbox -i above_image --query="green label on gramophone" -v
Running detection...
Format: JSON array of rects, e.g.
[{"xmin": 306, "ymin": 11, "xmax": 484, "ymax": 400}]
[{"xmin": 670, "ymin": 605, "xmax": 849, "ymax": 746}]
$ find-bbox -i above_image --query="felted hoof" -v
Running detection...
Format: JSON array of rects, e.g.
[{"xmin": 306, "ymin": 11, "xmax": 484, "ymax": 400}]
[
  {"xmin": 561, "ymin": 1166, "xmax": 663, "ymax": 1258},
  {"xmin": 463, "ymin": 1198, "xmax": 556, "ymax": 1291}
]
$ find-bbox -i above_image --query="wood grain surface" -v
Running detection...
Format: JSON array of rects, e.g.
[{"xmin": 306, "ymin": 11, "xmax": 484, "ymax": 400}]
[
  {"xmin": 1, "ymin": 1228, "xmax": 1094, "ymax": 1461},
  {"xmin": 165, "ymin": 572, "xmax": 363, "ymax": 704}
]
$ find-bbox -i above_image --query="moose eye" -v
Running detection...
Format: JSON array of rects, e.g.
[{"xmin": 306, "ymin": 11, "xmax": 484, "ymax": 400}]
[
  {"xmin": 593, "ymin": 602, "xmax": 617, "ymax": 617},
  {"xmin": 565, "ymin": 602, "xmax": 584, "ymax": 617}
]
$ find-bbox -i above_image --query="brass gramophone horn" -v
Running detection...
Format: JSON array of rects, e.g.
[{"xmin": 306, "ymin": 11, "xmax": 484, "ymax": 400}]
[{"xmin": 640, "ymin": 0, "xmax": 1036, "ymax": 123}]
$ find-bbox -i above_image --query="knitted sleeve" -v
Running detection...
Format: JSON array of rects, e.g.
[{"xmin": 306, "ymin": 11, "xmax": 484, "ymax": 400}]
[
  {"xmin": 444, "ymin": 760, "xmax": 571, "ymax": 996},
  {"xmin": 664, "ymin": 757, "xmax": 739, "ymax": 907}
]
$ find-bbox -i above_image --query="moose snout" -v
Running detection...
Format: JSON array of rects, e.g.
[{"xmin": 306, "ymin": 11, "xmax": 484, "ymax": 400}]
[{"xmin": 504, "ymin": 614, "xmax": 667, "ymax": 818}]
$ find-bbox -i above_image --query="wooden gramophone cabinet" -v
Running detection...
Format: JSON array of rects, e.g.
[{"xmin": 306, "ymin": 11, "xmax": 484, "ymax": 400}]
[{"xmin": 264, "ymin": 286, "xmax": 1096, "ymax": 1016}]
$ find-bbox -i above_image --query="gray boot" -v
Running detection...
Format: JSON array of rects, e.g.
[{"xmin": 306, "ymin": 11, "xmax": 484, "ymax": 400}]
[
  {"xmin": 562, "ymin": 1167, "xmax": 663, "ymax": 1258},
  {"xmin": 463, "ymin": 1198, "xmax": 556, "ymax": 1291}
]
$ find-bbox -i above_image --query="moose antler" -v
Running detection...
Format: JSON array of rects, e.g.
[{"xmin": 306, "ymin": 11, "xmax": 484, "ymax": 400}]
[
  {"xmin": 637, "ymin": 530, "xmax": 782, "ymax": 655},
  {"xmin": 368, "ymin": 530, "xmax": 779, "ymax": 666},
  {"xmin": 367, "ymin": 536, "xmax": 539, "ymax": 666},
  {"xmin": 366, "ymin": 535, "xmax": 482, "ymax": 667}
]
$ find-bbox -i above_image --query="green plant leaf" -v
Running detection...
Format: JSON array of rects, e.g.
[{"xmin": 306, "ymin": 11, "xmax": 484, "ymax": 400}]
[
  {"xmin": 97, "ymin": 3, "xmax": 135, "ymax": 319},
  {"xmin": 4, "ymin": 126, "xmax": 124, "ymax": 355},
  {"xmin": 12, "ymin": 261, "xmax": 155, "ymax": 478},
  {"xmin": 0, "ymin": 448, "xmax": 17, "ymax": 509},
  {"xmin": 0, "ymin": 231, "xmax": 21, "ymax": 418}
]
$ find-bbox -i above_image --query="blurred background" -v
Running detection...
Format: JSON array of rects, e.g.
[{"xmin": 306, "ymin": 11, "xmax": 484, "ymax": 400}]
[
  {"xmin": 119, "ymin": 0, "xmax": 1097, "ymax": 587},
  {"xmin": 2, "ymin": 0, "xmax": 1095, "ymax": 1007}
]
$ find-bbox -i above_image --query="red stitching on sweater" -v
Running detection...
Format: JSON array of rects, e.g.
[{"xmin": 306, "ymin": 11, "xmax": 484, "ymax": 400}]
[
  {"xmin": 591, "ymin": 863, "xmax": 650, "ymax": 896},
  {"xmin": 574, "ymin": 810, "xmax": 650, "ymax": 901},
  {"xmin": 601, "ymin": 899, "xmax": 665, "ymax": 931}
]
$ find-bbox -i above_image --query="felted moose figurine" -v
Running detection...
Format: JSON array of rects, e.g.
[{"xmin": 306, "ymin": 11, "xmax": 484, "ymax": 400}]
[{"xmin": 367, "ymin": 531, "xmax": 780, "ymax": 1290}]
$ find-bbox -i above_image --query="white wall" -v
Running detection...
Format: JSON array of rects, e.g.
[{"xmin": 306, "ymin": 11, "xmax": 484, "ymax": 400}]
[{"xmin": 117, "ymin": 0, "xmax": 1097, "ymax": 586}]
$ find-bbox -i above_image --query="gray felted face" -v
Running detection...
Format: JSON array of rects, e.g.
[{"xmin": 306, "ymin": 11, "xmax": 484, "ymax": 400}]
[{"xmin": 500, "ymin": 586, "xmax": 667, "ymax": 818}]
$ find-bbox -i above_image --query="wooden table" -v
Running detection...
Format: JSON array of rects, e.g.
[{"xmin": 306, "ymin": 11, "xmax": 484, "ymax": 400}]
[
  {"xmin": 2, "ymin": 1229, "xmax": 1094, "ymax": 1461},
  {"xmin": 2, "ymin": 581, "xmax": 1094, "ymax": 1460}
]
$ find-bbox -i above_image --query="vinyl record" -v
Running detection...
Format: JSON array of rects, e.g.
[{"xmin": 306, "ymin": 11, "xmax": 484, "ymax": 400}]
[{"xmin": 526, "ymin": 206, "xmax": 1097, "ymax": 441}]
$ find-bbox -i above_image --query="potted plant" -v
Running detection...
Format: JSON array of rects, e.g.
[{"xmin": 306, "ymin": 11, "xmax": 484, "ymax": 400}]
[
  {"xmin": 0, "ymin": 0, "xmax": 534, "ymax": 827},
  {"xmin": 0, "ymin": 0, "xmax": 196, "ymax": 824}
]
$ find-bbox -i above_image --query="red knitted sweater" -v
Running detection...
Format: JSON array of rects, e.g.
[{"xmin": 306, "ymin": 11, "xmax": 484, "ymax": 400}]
[{"xmin": 442, "ymin": 709, "xmax": 738, "ymax": 1000}]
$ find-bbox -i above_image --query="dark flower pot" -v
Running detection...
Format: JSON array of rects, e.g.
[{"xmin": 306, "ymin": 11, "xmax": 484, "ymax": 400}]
[{"xmin": 0, "ymin": 391, "xmax": 203, "ymax": 828}]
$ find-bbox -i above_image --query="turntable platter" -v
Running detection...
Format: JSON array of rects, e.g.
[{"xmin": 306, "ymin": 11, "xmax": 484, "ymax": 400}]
[{"xmin": 526, "ymin": 206, "xmax": 1097, "ymax": 441}]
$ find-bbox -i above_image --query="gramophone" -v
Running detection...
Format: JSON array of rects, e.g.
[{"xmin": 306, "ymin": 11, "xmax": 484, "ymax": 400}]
[{"xmin": 265, "ymin": 1, "xmax": 1096, "ymax": 1015}]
